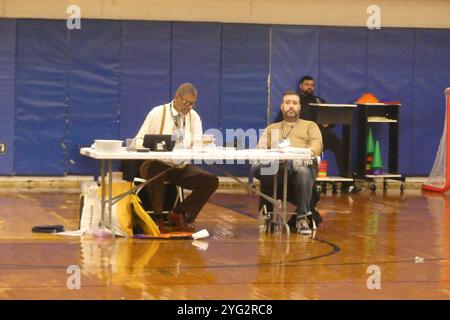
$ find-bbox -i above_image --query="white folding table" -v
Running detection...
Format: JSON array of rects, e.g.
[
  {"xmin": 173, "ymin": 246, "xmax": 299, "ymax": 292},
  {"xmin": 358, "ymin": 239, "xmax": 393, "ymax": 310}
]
[{"xmin": 80, "ymin": 147, "xmax": 311, "ymax": 235}]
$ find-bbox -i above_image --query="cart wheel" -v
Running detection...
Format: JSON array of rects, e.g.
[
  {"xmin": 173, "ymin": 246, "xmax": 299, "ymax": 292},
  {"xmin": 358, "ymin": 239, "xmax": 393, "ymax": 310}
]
[
  {"xmin": 400, "ymin": 182, "xmax": 405, "ymax": 193},
  {"xmin": 332, "ymin": 183, "xmax": 338, "ymax": 194},
  {"xmin": 369, "ymin": 182, "xmax": 376, "ymax": 192},
  {"xmin": 383, "ymin": 180, "xmax": 388, "ymax": 191}
]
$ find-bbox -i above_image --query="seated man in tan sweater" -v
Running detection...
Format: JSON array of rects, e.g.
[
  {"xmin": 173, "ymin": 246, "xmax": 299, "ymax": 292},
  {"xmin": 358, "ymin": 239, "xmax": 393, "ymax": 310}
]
[{"xmin": 252, "ymin": 90, "xmax": 323, "ymax": 234}]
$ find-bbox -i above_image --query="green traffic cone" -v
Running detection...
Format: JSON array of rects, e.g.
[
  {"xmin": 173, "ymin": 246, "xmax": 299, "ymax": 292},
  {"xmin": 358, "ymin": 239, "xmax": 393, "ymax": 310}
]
[
  {"xmin": 371, "ymin": 140, "xmax": 383, "ymax": 175},
  {"xmin": 366, "ymin": 128, "xmax": 375, "ymax": 154}
]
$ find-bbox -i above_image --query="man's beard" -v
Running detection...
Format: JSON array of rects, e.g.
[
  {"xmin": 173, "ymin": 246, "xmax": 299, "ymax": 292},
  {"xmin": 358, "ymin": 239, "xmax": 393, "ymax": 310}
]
[
  {"xmin": 302, "ymin": 88, "xmax": 313, "ymax": 96},
  {"xmin": 283, "ymin": 110, "xmax": 299, "ymax": 122}
]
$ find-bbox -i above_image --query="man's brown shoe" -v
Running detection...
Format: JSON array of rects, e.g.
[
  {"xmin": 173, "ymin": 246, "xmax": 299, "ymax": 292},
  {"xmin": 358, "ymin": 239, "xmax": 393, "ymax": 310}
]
[
  {"xmin": 157, "ymin": 221, "xmax": 173, "ymax": 234},
  {"xmin": 179, "ymin": 223, "xmax": 195, "ymax": 233},
  {"xmin": 168, "ymin": 211, "xmax": 195, "ymax": 232},
  {"xmin": 168, "ymin": 211, "xmax": 186, "ymax": 226}
]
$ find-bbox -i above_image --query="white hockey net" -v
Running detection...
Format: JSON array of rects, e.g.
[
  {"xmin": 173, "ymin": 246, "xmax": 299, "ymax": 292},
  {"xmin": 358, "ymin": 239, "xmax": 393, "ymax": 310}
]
[{"xmin": 423, "ymin": 88, "xmax": 450, "ymax": 192}]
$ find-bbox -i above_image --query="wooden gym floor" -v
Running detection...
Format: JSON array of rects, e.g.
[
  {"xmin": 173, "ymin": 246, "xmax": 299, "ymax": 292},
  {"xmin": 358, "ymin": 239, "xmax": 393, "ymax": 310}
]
[{"xmin": 0, "ymin": 189, "xmax": 448, "ymax": 300}]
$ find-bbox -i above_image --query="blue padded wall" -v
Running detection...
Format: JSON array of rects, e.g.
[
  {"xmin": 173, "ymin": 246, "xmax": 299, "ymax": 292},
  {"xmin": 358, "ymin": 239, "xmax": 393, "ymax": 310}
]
[
  {"xmin": 67, "ymin": 20, "xmax": 121, "ymax": 174},
  {"xmin": 220, "ymin": 24, "xmax": 270, "ymax": 132},
  {"xmin": 15, "ymin": 20, "xmax": 68, "ymax": 175},
  {"xmin": 3, "ymin": 19, "xmax": 450, "ymax": 177},
  {"xmin": 120, "ymin": 21, "xmax": 172, "ymax": 140},
  {"xmin": 320, "ymin": 27, "xmax": 368, "ymax": 174},
  {"xmin": 319, "ymin": 27, "xmax": 368, "ymax": 104},
  {"xmin": 171, "ymin": 22, "xmax": 221, "ymax": 131},
  {"xmin": 220, "ymin": 24, "xmax": 269, "ymax": 175},
  {"xmin": 270, "ymin": 26, "xmax": 319, "ymax": 122},
  {"xmin": 413, "ymin": 29, "xmax": 450, "ymax": 175},
  {"xmin": 0, "ymin": 20, "xmax": 16, "ymax": 175},
  {"xmin": 368, "ymin": 28, "xmax": 415, "ymax": 174}
]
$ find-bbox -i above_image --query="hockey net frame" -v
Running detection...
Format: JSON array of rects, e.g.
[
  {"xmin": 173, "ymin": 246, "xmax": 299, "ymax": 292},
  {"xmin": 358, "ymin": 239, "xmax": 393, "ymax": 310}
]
[{"xmin": 423, "ymin": 88, "xmax": 450, "ymax": 192}]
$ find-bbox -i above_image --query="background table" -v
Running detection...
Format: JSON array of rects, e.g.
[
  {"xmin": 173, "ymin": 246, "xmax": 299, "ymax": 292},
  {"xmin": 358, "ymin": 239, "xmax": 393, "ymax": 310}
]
[{"xmin": 310, "ymin": 103, "xmax": 357, "ymax": 192}]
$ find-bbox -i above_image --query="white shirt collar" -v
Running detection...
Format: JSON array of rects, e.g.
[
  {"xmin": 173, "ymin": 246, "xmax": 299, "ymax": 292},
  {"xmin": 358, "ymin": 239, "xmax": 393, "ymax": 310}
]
[{"xmin": 170, "ymin": 100, "xmax": 185, "ymax": 118}]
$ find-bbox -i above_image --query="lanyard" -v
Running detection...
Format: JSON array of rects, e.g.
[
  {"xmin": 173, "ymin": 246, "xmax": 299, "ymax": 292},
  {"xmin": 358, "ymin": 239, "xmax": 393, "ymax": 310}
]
[
  {"xmin": 281, "ymin": 120, "xmax": 298, "ymax": 140},
  {"xmin": 169, "ymin": 102, "xmax": 186, "ymax": 128},
  {"xmin": 169, "ymin": 102, "xmax": 186, "ymax": 143}
]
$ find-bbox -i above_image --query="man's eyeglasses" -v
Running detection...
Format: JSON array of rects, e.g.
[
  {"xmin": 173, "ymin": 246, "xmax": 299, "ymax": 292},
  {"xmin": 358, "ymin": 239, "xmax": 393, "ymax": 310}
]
[{"xmin": 179, "ymin": 95, "xmax": 197, "ymax": 108}]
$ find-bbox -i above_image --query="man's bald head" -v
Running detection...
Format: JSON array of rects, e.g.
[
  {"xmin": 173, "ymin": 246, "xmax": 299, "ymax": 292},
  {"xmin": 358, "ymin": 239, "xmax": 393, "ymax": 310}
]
[
  {"xmin": 175, "ymin": 83, "xmax": 198, "ymax": 97},
  {"xmin": 173, "ymin": 83, "xmax": 198, "ymax": 116}
]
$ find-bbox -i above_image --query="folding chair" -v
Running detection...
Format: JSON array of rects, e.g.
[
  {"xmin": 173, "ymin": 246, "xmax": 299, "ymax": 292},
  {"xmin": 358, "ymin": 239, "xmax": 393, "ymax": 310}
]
[
  {"xmin": 132, "ymin": 177, "xmax": 184, "ymax": 221},
  {"xmin": 250, "ymin": 159, "xmax": 322, "ymax": 233}
]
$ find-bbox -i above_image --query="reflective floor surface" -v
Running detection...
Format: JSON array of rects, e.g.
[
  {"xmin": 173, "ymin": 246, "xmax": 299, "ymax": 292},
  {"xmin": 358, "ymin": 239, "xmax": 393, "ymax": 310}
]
[{"xmin": 0, "ymin": 190, "xmax": 448, "ymax": 299}]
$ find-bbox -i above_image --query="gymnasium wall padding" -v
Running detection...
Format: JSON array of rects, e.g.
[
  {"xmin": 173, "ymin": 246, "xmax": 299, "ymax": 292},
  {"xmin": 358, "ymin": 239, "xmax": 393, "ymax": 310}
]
[
  {"xmin": 413, "ymin": 29, "xmax": 450, "ymax": 175},
  {"xmin": 67, "ymin": 20, "xmax": 121, "ymax": 174},
  {"xmin": 220, "ymin": 24, "xmax": 270, "ymax": 132},
  {"xmin": 270, "ymin": 26, "xmax": 319, "ymax": 123},
  {"xmin": 319, "ymin": 27, "xmax": 368, "ymax": 104},
  {"xmin": 220, "ymin": 24, "xmax": 270, "ymax": 175},
  {"xmin": 368, "ymin": 28, "xmax": 415, "ymax": 175},
  {"xmin": 171, "ymin": 22, "xmax": 221, "ymax": 131},
  {"xmin": 320, "ymin": 27, "xmax": 368, "ymax": 175},
  {"xmin": 120, "ymin": 21, "xmax": 172, "ymax": 140},
  {"xmin": 3, "ymin": 19, "xmax": 450, "ymax": 176},
  {"xmin": 0, "ymin": 20, "xmax": 16, "ymax": 175},
  {"xmin": 15, "ymin": 20, "xmax": 68, "ymax": 175}
]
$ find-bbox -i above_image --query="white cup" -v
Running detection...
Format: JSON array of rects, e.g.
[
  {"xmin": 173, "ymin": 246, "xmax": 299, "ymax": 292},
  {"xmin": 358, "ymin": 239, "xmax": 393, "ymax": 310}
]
[{"xmin": 192, "ymin": 229, "xmax": 209, "ymax": 240}]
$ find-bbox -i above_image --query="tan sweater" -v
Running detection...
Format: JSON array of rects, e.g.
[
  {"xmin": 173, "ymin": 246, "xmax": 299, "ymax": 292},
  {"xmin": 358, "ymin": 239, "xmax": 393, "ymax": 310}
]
[{"xmin": 258, "ymin": 119, "xmax": 323, "ymax": 156}]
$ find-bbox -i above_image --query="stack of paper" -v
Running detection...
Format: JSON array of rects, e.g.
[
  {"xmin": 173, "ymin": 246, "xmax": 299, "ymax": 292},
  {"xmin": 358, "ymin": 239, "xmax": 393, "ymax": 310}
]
[{"xmin": 280, "ymin": 147, "xmax": 311, "ymax": 154}]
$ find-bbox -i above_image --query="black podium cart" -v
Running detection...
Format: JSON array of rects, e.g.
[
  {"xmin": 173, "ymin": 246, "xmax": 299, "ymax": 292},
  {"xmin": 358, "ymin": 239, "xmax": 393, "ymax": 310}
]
[
  {"xmin": 310, "ymin": 103, "xmax": 357, "ymax": 193},
  {"xmin": 355, "ymin": 103, "xmax": 405, "ymax": 192}
]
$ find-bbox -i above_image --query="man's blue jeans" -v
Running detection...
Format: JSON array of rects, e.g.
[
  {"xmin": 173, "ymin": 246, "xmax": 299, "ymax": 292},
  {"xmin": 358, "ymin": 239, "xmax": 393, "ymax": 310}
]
[{"xmin": 251, "ymin": 161, "xmax": 317, "ymax": 216}]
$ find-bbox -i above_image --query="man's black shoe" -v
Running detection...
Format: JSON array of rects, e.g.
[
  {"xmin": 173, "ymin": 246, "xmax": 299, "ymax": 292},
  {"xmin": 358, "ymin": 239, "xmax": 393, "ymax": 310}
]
[
  {"xmin": 341, "ymin": 183, "xmax": 362, "ymax": 193},
  {"xmin": 349, "ymin": 185, "xmax": 362, "ymax": 193}
]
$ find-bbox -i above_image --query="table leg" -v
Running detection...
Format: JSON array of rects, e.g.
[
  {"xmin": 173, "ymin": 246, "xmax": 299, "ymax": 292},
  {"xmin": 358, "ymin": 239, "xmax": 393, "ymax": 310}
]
[
  {"xmin": 108, "ymin": 159, "xmax": 114, "ymax": 238},
  {"xmin": 272, "ymin": 170, "xmax": 278, "ymax": 232},
  {"xmin": 356, "ymin": 107, "xmax": 368, "ymax": 178},
  {"xmin": 100, "ymin": 159, "xmax": 105, "ymax": 227},
  {"xmin": 389, "ymin": 122, "xmax": 399, "ymax": 174},
  {"xmin": 342, "ymin": 124, "xmax": 352, "ymax": 178},
  {"xmin": 272, "ymin": 172, "xmax": 278, "ymax": 204},
  {"xmin": 282, "ymin": 160, "xmax": 289, "ymax": 234}
]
